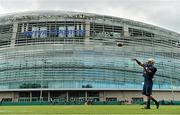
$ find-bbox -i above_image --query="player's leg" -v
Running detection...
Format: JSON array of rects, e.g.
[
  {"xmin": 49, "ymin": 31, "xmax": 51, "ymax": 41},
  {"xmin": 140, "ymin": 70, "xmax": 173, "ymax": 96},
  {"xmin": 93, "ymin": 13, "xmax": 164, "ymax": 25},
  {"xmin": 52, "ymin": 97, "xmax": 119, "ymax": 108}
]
[
  {"xmin": 141, "ymin": 96, "xmax": 150, "ymax": 109},
  {"xmin": 147, "ymin": 85, "xmax": 160, "ymax": 109},
  {"xmin": 146, "ymin": 96, "xmax": 151, "ymax": 109},
  {"xmin": 149, "ymin": 84, "xmax": 159, "ymax": 109},
  {"xmin": 145, "ymin": 85, "xmax": 152, "ymax": 109},
  {"xmin": 150, "ymin": 95, "xmax": 159, "ymax": 109},
  {"xmin": 142, "ymin": 85, "xmax": 151, "ymax": 109}
]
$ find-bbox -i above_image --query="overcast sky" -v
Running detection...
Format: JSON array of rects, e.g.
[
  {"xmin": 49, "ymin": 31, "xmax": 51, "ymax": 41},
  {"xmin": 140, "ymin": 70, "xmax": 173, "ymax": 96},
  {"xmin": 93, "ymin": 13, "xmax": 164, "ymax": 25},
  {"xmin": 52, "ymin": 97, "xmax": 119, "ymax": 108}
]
[{"xmin": 0, "ymin": 0, "xmax": 179, "ymax": 33}]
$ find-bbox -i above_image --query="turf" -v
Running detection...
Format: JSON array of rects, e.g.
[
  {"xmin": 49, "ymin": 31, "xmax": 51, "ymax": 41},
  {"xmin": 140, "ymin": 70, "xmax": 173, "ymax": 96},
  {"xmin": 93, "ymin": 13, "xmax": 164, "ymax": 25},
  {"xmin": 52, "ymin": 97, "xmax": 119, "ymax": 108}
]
[{"xmin": 0, "ymin": 105, "xmax": 180, "ymax": 114}]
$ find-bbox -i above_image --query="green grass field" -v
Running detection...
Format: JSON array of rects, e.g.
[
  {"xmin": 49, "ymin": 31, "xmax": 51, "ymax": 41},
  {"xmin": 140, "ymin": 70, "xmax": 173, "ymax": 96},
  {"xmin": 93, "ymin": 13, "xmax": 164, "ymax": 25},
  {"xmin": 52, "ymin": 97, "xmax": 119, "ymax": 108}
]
[{"xmin": 0, "ymin": 105, "xmax": 180, "ymax": 114}]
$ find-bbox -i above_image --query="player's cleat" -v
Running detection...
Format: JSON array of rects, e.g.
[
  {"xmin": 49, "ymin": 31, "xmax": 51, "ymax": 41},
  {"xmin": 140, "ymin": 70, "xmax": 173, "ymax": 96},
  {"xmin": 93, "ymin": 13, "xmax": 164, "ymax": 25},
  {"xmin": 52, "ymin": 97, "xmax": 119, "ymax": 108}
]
[{"xmin": 156, "ymin": 102, "xmax": 160, "ymax": 109}]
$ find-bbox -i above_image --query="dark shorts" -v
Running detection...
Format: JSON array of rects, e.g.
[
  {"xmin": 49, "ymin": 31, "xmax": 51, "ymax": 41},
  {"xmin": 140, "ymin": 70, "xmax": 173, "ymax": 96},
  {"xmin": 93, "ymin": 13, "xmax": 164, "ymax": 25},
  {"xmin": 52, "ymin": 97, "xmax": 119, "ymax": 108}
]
[{"xmin": 142, "ymin": 84, "xmax": 153, "ymax": 96}]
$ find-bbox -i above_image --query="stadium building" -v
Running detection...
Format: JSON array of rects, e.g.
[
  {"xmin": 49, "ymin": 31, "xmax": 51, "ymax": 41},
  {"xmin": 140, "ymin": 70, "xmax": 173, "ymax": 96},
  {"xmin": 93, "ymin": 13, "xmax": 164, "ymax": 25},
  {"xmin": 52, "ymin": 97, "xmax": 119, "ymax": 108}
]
[{"xmin": 0, "ymin": 11, "xmax": 180, "ymax": 103}]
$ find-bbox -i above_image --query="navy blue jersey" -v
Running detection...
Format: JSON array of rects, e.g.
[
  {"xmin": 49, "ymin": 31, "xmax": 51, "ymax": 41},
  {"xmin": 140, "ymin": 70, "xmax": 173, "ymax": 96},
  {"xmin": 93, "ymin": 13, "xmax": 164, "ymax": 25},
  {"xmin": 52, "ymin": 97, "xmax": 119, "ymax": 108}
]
[{"xmin": 143, "ymin": 63, "xmax": 157, "ymax": 85}]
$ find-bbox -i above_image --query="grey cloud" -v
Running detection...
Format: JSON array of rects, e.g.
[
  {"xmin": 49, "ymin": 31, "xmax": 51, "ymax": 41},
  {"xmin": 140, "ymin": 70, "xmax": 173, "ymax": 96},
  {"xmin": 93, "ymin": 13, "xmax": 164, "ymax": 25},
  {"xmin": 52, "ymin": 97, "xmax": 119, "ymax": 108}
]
[{"xmin": 0, "ymin": 0, "xmax": 179, "ymax": 33}]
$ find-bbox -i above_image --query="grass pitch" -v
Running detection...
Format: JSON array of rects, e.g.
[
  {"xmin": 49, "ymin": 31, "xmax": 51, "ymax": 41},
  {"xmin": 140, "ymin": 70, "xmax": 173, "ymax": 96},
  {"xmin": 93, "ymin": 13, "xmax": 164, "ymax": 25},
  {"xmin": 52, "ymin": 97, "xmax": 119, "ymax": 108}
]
[{"xmin": 0, "ymin": 105, "xmax": 180, "ymax": 114}]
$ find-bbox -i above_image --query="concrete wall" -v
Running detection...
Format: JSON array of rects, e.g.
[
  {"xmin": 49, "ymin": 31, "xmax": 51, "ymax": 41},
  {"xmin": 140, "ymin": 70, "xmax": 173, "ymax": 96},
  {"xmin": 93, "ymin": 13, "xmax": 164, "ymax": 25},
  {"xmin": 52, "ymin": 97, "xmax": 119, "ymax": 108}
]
[
  {"xmin": 99, "ymin": 90, "xmax": 180, "ymax": 102},
  {"xmin": 100, "ymin": 91, "xmax": 143, "ymax": 102},
  {"xmin": 0, "ymin": 90, "xmax": 179, "ymax": 102}
]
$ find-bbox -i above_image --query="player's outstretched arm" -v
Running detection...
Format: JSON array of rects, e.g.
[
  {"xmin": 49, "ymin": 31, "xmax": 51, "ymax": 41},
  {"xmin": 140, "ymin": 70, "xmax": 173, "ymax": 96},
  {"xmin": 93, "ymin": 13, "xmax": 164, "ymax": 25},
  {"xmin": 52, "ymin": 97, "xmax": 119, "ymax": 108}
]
[{"xmin": 131, "ymin": 59, "xmax": 144, "ymax": 67}]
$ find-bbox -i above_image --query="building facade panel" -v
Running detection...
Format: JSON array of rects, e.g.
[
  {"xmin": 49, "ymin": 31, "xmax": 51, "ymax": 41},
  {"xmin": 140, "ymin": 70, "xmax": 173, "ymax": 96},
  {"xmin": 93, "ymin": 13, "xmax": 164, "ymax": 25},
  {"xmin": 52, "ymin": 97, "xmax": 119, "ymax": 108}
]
[{"xmin": 0, "ymin": 11, "xmax": 179, "ymax": 92}]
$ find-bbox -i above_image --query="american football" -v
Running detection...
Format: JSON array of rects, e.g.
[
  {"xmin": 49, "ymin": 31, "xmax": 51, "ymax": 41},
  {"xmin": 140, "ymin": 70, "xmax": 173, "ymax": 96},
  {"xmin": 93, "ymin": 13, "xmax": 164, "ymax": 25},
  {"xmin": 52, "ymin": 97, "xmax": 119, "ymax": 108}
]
[{"xmin": 116, "ymin": 42, "xmax": 123, "ymax": 47}]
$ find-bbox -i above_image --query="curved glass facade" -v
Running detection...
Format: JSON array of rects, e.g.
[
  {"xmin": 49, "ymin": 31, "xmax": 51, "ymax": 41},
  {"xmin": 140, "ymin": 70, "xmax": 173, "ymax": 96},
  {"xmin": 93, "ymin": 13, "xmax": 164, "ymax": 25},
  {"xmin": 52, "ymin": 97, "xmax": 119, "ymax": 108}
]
[{"xmin": 0, "ymin": 11, "xmax": 180, "ymax": 90}]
